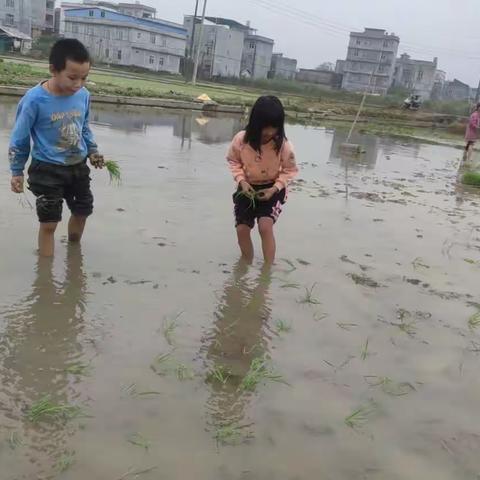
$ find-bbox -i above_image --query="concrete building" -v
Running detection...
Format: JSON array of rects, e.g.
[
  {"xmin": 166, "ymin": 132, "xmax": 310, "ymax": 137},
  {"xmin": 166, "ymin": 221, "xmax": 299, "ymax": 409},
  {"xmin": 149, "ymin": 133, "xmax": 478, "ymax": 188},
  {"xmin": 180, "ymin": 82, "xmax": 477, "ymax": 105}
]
[
  {"xmin": 117, "ymin": 2, "xmax": 155, "ymax": 19},
  {"xmin": 269, "ymin": 53, "xmax": 297, "ymax": 80},
  {"xmin": 335, "ymin": 59, "xmax": 345, "ymax": 74},
  {"xmin": 0, "ymin": 25, "xmax": 32, "ymax": 53},
  {"xmin": 64, "ymin": 7, "xmax": 187, "ymax": 73},
  {"xmin": 341, "ymin": 28, "xmax": 400, "ymax": 95},
  {"xmin": 392, "ymin": 54, "xmax": 437, "ymax": 99},
  {"xmin": 241, "ymin": 32, "xmax": 274, "ymax": 79},
  {"xmin": 296, "ymin": 68, "xmax": 342, "ymax": 88},
  {"xmin": 431, "ymin": 69, "xmax": 446, "ymax": 100},
  {"xmin": 31, "ymin": 0, "xmax": 55, "ymax": 36},
  {"xmin": 183, "ymin": 16, "xmax": 247, "ymax": 79},
  {"xmin": 443, "ymin": 79, "xmax": 470, "ymax": 101},
  {"xmin": 0, "ymin": 0, "xmax": 32, "ymax": 36}
]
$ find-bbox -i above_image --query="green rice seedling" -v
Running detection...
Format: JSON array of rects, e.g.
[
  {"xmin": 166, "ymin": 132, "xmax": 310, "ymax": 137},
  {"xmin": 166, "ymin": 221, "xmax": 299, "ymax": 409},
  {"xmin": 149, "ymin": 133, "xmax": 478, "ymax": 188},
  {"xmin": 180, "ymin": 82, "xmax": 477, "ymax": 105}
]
[
  {"xmin": 26, "ymin": 396, "xmax": 86, "ymax": 423},
  {"xmin": 118, "ymin": 466, "xmax": 158, "ymax": 480},
  {"xmin": 412, "ymin": 257, "xmax": 429, "ymax": 270},
  {"xmin": 7, "ymin": 431, "xmax": 23, "ymax": 450},
  {"xmin": 207, "ymin": 365, "xmax": 231, "ymax": 385},
  {"xmin": 468, "ymin": 311, "xmax": 480, "ymax": 330},
  {"xmin": 162, "ymin": 312, "xmax": 183, "ymax": 346},
  {"xmin": 214, "ymin": 423, "xmax": 253, "ymax": 446},
  {"xmin": 64, "ymin": 361, "xmax": 91, "ymax": 376},
  {"xmin": 364, "ymin": 376, "xmax": 416, "ymax": 396},
  {"xmin": 337, "ymin": 322, "xmax": 358, "ymax": 331},
  {"xmin": 296, "ymin": 258, "xmax": 310, "ymax": 266},
  {"xmin": 323, "ymin": 355, "xmax": 355, "ymax": 372},
  {"xmin": 360, "ymin": 338, "xmax": 370, "ymax": 361},
  {"xmin": 105, "ymin": 159, "xmax": 121, "ymax": 184},
  {"xmin": 396, "ymin": 320, "xmax": 417, "ymax": 336},
  {"xmin": 298, "ymin": 283, "xmax": 321, "ymax": 305},
  {"xmin": 56, "ymin": 451, "xmax": 75, "ymax": 472},
  {"xmin": 461, "ymin": 171, "xmax": 480, "ymax": 187},
  {"xmin": 275, "ymin": 319, "xmax": 292, "ymax": 334},
  {"xmin": 123, "ymin": 383, "xmax": 161, "ymax": 398},
  {"xmin": 280, "ymin": 282, "xmax": 300, "ymax": 289},
  {"xmin": 127, "ymin": 433, "xmax": 151, "ymax": 451},
  {"xmin": 240, "ymin": 357, "xmax": 289, "ymax": 391},
  {"xmin": 281, "ymin": 258, "xmax": 297, "ymax": 273},
  {"xmin": 344, "ymin": 401, "xmax": 377, "ymax": 429},
  {"xmin": 314, "ymin": 312, "xmax": 328, "ymax": 322},
  {"xmin": 175, "ymin": 363, "xmax": 195, "ymax": 381},
  {"xmin": 234, "ymin": 190, "xmax": 258, "ymax": 209}
]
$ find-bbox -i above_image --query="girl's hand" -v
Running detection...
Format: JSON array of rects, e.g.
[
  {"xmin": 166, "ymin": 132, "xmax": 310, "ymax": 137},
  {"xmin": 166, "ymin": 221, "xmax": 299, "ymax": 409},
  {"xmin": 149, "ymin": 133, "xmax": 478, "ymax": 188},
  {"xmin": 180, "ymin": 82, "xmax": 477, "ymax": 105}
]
[
  {"xmin": 257, "ymin": 186, "xmax": 278, "ymax": 201},
  {"xmin": 240, "ymin": 180, "xmax": 255, "ymax": 195}
]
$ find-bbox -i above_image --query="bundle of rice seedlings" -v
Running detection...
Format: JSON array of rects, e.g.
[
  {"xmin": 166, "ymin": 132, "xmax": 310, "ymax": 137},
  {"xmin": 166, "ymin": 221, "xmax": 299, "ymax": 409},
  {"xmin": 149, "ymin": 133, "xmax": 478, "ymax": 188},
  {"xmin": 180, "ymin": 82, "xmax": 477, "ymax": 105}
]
[{"xmin": 105, "ymin": 160, "xmax": 122, "ymax": 185}]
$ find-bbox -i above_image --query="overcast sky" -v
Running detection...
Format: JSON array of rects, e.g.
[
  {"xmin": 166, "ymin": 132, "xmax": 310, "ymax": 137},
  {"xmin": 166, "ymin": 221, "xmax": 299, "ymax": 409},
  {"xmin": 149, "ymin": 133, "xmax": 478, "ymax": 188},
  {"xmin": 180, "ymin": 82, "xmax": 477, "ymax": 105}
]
[{"xmin": 145, "ymin": 0, "xmax": 480, "ymax": 86}]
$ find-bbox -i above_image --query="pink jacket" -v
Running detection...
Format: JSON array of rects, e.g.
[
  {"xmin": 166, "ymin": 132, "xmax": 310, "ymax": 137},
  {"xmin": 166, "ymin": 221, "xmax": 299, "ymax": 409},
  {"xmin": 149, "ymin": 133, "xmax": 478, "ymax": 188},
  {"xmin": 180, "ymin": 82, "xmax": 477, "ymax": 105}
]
[
  {"xmin": 226, "ymin": 131, "xmax": 298, "ymax": 191},
  {"xmin": 465, "ymin": 111, "xmax": 480, "ymax": 142}
]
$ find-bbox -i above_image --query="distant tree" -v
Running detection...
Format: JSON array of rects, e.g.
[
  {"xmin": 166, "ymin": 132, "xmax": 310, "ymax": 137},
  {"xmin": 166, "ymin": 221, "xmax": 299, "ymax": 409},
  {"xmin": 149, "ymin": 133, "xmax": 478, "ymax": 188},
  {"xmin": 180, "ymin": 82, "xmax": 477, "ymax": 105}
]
[{"xmin": 316, "ymin": 62, "xmax": 334, "ymax": 71}]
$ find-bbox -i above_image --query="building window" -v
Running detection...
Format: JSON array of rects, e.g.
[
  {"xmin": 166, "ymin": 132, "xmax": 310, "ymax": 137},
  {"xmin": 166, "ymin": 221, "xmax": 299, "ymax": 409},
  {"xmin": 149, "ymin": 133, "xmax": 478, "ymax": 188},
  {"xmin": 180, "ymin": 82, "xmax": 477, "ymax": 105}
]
[
  {"xmin": 381, "ymin": 53, "xmax": 387, "ymax": 60},
  {"xmin": 383, "ymin": 40, "xmax": 389, "ymax": 47},
  {"xmin": 89, "ymin": 9, "xmax": 94, "ymax": 16},
  {"xmin": 356, "ymin": 39, "xmax": 360, "ymax": 45},
  {"xmin": 137, "ymin": 32, "xmax": 141, "ymax": 39},
  {"xmin": 5, "ymin": 13, "xmax": 14, "ymax": 25},
  {"xmin": 249, "ymin": 41, "xmax": 255, "ymax": 49},
  {"xmin": 104, "ymin": 28, "xmax": 110, "ymax": 39},
  {"xmin": 159, "ymin": 57, "xmax": 164, "ymax": 66},
  {"xmin": 117, "ymin": 50, "xmax": 122, "ymax": 60},
  {"xmin": 353, "ymin": 49, "xmax": 359, "ymax": 57},
  {"xmin": 149, "ymin": 55, "xmax": 155, "ymax": 64},
  {"xmin": 150, "ymin": 33, "xmax": 156, "ymax": 44},
  {"xmin": 72, "ymin": 24, "xmax": 79, "ymax": 33},
  {"xmin": 101, "ymin": 10, "xmax": 105, "ymax": 17},
  {"xmin": 105, "ymin": 48, "xmax": 109, "ymax": 58},
  {"xmin": 417, "ymin": 70, "xmax": 424, "ymax": 81},
  {"xmin": 87, "ymin": 26, "xmax": 94, "ymax": 35},
  {"xmin": 46, "ymin": 0, "xmax": 54, "ymax": 8},
  {"xmin": 116, "ymin": 29, "xmax": 123, "ymax": 40},
  {"xmin": 160, "ymin": 36, "xmax": 166, "ymax": 47},
  {"xmin": 6, "ymin": 0, "xmax": 14, "ymax": 8}
]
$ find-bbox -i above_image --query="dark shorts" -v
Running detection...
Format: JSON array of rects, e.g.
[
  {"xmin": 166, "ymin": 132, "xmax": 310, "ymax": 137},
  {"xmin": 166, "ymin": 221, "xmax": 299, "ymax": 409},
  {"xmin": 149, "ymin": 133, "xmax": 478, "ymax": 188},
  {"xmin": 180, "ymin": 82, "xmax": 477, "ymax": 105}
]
[
  {"xmin": 233, "ymin": 183, "xmax": 286, "ymax": 229},
  {"xmin": 28, "ymin": 159, "xmax": 93, "ymax": 223}
]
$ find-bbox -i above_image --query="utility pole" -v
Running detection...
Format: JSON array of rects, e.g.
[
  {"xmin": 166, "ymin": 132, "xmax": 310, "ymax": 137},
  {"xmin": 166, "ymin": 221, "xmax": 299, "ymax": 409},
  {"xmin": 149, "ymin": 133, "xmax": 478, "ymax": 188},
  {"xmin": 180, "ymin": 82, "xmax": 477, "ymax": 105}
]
[
  {"xmin": 189, "ymin": 0, "xmax": 199, "ymax": 60},
  {"xmin": 192, "ymin": 0, "xmax": 207, "ymax": 85}
]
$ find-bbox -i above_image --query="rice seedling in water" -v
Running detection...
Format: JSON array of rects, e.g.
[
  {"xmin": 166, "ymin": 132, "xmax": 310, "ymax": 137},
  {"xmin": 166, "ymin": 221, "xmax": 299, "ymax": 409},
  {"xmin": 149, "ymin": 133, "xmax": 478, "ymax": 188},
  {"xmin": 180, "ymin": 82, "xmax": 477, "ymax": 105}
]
[
  {"xmin": 296, "ymin": 258, "xmax": 310, "ymax": 266},
  {"xmin": 175, "ymin": 363, "xmax": 195, "ymax": 381},
  {"xmin": 56, "ymin": 451, "xmax": 75, "ymax": 472},
  {"xmin": 127, "ymin": 433, "xmax": 151, "ymax": 451},
  {"xmin": 105, "ymin": 159, "xmax": 122, "ymax": 184},
  {"xmin": 344, "ymin": 401, "xmax": 377, "ymax": 429},
  {"xmin": 280, "ymin": 282, "xmax": 300, "ymax": 289},
  {"xmin": 26, "ymin": 396, "xmax": 86, "ymax": 423},
  {"xmin": 123, "ymin": 383, "xmax": 161, "ymax": 398},
  {"xmin": 281, "ymin": 258, "xmax": 297, "ymax": 273},
  {"xmin": 412, "ymin": 257, "xmax": 429, "ymax": 270},
  {"xmin": 298, "ymin": 283, "xmax": 321, "ymax": 305},
  {"xmin": 162, "ymin": 311, "xmax": 183, "ymax": 346},
  {"xmin": 214, "ymin": 423, "xmax": 253, "ymax": 446},
  {"xmin": 275, "ymin": 319, "xmax": 292, "ymax": 334},
  {"xmin": 364, "ymin": 376, "xmax": 416, "ymax": 396},
  {"xmin": 360, "ymin": 338, "xmax": 370, "ymax": 361},
  {"xmin": 234, "ymin": 190, "xmax": 258, "ymax": 209},
  {"xmin": 461, "ymin": 171, "xmax": 480, "ymax": 187},
  {"xmin": 337, "ymin": 322, "xmax": 358, "ymax": 331},
  {"xmin": 7, "ymin": 431, "xmax": 23, "ymax": 450},
  {"xmin": 64, "ymin": 361, "xmax": 91, "ymax": 376},
  {"xmin": 240, "ymin": 357, "xmax": 289, "ymax": 391},
  {"xmin": 468, "ymin": 311, "xmax": 480, "ymax": 330},
  {"xmin": 323, "ymin": 355, "xmax": 355, "ymax": 372},
  {"xmin": 207, "ymin": 365, "xmax": 231, "ymax": 385}
]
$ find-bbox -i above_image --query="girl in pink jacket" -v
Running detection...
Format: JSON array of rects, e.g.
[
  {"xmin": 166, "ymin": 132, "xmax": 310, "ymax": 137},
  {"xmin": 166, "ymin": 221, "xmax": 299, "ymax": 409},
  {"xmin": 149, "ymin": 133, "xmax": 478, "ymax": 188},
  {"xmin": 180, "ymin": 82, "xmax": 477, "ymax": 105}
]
[
  {"xmin": 227, "ymin": 96, "xmax": 298, "ymax": 264},
  {"xmin": 465, "ymin": 103, "xmax": 480, "ymax": 155}
]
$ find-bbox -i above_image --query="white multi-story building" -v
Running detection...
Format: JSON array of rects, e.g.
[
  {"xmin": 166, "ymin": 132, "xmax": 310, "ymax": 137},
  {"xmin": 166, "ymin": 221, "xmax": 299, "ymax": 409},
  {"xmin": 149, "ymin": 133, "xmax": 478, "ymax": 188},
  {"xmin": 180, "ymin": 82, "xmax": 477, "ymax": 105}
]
[
  {"xmin": 63, "ymin": 7, "xmax": 187, "ymax": 73},
  {"xmin": 0, "ymin": 0, "xmax": 32, "ymax": 35}
]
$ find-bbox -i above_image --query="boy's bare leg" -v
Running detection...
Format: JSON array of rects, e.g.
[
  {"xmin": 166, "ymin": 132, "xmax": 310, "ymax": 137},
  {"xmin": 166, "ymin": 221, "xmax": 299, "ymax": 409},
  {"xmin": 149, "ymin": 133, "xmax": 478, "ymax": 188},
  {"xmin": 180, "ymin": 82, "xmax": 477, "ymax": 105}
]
[
  {"xmin": 68, "ymin": 215, "xmax": 87, "ymax": 242},
  {"xmin": 236, "ymin": 224, "xmax": 254, "ymax": 263},
  {"xmin": 38, "ymin": 222, "xmax": 58, "ymax": 257},
  {"xmin": 258, "ymin": 217, "xmax": 276, "ymax": 265}
]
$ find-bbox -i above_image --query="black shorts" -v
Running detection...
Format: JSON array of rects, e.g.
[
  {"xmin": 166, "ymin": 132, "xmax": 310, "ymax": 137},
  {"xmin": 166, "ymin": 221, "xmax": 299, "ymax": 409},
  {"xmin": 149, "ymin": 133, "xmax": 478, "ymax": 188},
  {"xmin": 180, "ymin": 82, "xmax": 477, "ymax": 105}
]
[
  {"xmin": 28, "ymin": 159, "xmax": 94, "ymax": 223},
  {"xmin": 233, "ymin": 183, "xmax": 286, "ymax": 229}
]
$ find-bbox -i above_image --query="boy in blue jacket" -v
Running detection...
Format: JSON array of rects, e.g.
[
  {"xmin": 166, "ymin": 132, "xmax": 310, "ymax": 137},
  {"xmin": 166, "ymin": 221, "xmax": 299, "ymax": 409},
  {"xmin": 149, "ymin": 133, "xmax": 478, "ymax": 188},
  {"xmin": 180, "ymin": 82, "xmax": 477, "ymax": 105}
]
[{"xmin": 9, "ymin": 38, "xmax": 104, "ymax": 257}]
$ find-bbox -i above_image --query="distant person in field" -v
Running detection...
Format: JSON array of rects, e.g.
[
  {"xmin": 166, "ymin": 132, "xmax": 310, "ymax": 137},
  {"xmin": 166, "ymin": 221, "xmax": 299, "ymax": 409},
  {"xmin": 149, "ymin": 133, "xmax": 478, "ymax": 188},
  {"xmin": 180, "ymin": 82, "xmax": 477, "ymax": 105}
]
[
  {"xmin": 9, "ymin": 38, "xmax": 104, "ymax": 257},
  {"xmin": 465, "ymin": 102, "xmax": 480, "ymax": 159},
  {"xmin": 226, "ymin": 95, "xmax": 298, "ymax": 264}
]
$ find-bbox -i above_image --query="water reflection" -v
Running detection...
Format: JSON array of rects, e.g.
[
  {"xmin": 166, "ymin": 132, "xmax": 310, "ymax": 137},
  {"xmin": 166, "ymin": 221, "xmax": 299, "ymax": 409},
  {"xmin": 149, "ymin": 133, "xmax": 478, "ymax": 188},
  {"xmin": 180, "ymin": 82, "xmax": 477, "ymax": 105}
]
[
  {"xmin": 328, "ymin": 129, "xmax": 379, "ymax": 170},
  {"xmin": 0, "ymin": 245, "xmax": 87, "ymax": 472},
  {"xmin": 202, "ymin": 261, "xmax": 273, "ymax": 434}
]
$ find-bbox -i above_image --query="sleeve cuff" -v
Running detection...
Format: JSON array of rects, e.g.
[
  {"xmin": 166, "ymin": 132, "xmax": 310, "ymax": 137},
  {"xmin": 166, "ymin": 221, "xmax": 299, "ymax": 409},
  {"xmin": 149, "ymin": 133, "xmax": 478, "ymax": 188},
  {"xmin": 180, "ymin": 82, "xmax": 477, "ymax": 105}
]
[
  {"xmin": 274, "ymin": 181, "xmax": 285, "ymax": 191},
  {"xmin": 11, "ymin": 169, "xmax": 24, "ymax": 176}
]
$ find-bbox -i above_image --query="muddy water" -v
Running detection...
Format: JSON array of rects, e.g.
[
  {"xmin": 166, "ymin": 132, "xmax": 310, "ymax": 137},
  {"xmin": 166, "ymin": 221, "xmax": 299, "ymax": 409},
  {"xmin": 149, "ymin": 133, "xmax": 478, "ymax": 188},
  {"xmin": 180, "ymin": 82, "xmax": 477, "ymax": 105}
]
[{"xmin": 1, "ymin": 99, "xmax": 480, "ymax": 480}]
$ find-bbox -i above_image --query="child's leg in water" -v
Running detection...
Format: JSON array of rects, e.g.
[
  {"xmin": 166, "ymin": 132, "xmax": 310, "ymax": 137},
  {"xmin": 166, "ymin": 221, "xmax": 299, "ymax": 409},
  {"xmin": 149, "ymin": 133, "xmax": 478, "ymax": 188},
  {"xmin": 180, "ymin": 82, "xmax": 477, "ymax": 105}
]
[
  {"xmin": 38, "ymin": 222, "xmax": 58, "ymax": 257},
  {"xmin": 236, "ymin": 224, "xmax": 254, "ymax": 263},
  {"xmin": 68, "ymin": 215, "xmax": 87, "ymax": 242},
  {"xmin": 258, "ymin": 217, "xmax": 275, "ymax": 264}
]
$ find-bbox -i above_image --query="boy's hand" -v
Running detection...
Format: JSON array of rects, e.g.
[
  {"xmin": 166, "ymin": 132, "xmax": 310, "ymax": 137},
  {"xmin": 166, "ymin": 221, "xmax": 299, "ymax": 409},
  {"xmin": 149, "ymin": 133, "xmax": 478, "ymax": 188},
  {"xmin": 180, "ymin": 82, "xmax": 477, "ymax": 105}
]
[
  {"xmin": 257, "ymin": 186, "xmax": 278, "ymax": 201},
  {"xmin": 89, "ymin": 153, "xmax": 105, "ymax": 169},
  {"xmin": 11, "ymin": 175, "xmax": 24, "ymax": 193}
]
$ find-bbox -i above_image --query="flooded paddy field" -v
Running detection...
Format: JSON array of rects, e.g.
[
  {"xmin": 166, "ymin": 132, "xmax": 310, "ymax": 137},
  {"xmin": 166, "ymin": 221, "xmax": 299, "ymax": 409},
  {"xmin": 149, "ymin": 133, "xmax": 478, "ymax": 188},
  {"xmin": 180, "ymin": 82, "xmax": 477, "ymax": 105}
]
[{"xmin": 0, "ymin": 100, "xmax": 479, "ymax": 480}]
